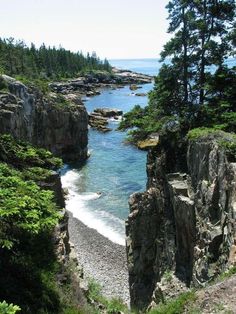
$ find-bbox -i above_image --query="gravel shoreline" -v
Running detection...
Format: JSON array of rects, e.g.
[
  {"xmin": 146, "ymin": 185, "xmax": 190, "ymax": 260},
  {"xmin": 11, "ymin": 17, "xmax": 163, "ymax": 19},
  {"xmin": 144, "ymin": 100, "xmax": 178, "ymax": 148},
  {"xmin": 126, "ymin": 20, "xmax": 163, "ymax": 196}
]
[{"xmin": 67, "ymin": 211, "xmax": 130, "ymax": 305}]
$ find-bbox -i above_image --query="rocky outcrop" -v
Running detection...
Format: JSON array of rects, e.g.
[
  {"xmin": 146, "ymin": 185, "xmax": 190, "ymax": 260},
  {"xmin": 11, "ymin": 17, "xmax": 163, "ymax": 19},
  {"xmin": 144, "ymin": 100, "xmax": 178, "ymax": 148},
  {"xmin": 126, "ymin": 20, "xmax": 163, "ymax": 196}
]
[
  {"xmin": 135, "ymin": 93, "xmax": 147, "ymax": 97},
  {"xmin": 126, "ymin": 133, "xmax": 236, "ymax": 309},
  {"xmin": 88, "ymin": 107, "xmax": 122, "ymax": 132},
  {"xmin": 93, "ymin": 108, "xmax": 123, "ymax": 118},
  {"xmin": 49, "ymin": 69, "xmax": 152, "ymax": 96},
  {"xmin": 0, "ymin": 75, "xmax": 88, "ymax": 161}
]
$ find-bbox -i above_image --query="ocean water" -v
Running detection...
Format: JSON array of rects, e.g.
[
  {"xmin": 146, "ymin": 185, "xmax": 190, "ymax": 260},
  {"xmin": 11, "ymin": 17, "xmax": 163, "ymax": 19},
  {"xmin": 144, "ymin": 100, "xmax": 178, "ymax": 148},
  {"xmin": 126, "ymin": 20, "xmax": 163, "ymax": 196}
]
[
  {"xmin": 61, "ymin": 57, "xmax": 235, "ymax": 246},
  {"xmin": 61, "ymin": 59, "xmax": 159, "ymax": 245},
  {"xmin": 110, "ymin": 58, "xmax": 162, "ymax": 76}
]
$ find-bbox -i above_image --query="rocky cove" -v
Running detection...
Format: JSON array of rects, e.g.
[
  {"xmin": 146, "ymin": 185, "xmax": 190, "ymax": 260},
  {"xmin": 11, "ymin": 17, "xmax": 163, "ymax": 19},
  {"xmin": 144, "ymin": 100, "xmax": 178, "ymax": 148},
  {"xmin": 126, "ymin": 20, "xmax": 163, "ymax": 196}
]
[
  {"xmin": 0, "ymin": 68, "xmax": 152, "ymax": 305},
  {"xmin": 0, "ymin": 64, "xmax": 236, "ymax": 313}
]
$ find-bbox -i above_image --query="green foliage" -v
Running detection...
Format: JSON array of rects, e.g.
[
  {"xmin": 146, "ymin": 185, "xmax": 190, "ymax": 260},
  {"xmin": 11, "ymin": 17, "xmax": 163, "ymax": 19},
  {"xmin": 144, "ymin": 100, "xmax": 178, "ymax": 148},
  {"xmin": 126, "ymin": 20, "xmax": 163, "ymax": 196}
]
[
  {"xmin": 163, "ymin": 270, "xmax": 173, "ymax": 283},
  {"xmin": 149, "ymin": 291, "xmax": 196, "ymax": 314},
  {"xmin": 120, "ymin": 0, "xmax": 236, "ymax": 146},
  {"xmin": 0, "ymin": 76, "xmax": 8, "ymax": 91},
  {"xmin": 187, "ymin": 128, "xmax": 236, "ymax": 161},
  {"xmin": 0, "ymin": 301, "xmax": 21, "ymax": 314},
  {"xmin": 22, "ymin": 167, "xmax": 53, "ymax": 182},
  {"xmin": 214, "ymin": 266, "xmax": 236, "ymax": 283},
  {"xmin": 53, "ymin": 94, "xmax": 72, "ymax": 109},
  {"xmin": 187, "ymin": 127, "xmax": 224, "ymax": 140},
  {"xmin": 0, "ymin": 38, "xmax": 111, "ymax": 80},
  {"xmin": 87, "ymin": 279, "xmax": 131, "ymax": 314},
  {"xmin": 0, "ymin": 134, "xmax": 62, "ymax": 169},
  {"xmin": 15, "ymin": 75, "xmax": 50, "ymax": 94},
  {"xmin": 88, "ymin": 279, "xmax": 104, "ymax": 304},
  {"xmin": 0, "ymin": 163, "xmax": 61, "ymax": 249}
]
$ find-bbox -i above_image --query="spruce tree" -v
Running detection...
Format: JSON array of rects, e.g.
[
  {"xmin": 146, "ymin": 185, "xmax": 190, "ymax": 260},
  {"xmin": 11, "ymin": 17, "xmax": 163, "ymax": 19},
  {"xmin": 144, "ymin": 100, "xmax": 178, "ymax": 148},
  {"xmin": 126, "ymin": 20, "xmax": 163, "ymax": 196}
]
[{"xmin": 152, "ymin": 0, "xmax": 235, "ymax": 124}]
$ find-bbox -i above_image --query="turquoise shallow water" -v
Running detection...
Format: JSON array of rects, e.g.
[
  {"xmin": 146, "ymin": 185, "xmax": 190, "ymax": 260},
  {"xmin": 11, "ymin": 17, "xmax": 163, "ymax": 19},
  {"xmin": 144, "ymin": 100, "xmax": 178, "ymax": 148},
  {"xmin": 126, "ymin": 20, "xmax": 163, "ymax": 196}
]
[{"xmin": 61, "ymin": 59, "xmax": 159, "ymax": 245}]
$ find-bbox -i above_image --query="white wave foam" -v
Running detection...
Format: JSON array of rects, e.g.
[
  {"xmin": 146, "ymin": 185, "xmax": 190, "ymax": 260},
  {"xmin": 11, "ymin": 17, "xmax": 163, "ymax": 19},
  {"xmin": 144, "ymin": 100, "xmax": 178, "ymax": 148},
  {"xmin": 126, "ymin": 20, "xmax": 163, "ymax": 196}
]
[
  {"xmin": 78, "ymin": 192, "xmax": 102, "ymax": 200},
  {"xmin": 61, "ymin": 169, "xmax": 126, "ymax": 246},
  {"xmin": 108, "ymin": 116, "xmax": 122, "ymax": 123}
]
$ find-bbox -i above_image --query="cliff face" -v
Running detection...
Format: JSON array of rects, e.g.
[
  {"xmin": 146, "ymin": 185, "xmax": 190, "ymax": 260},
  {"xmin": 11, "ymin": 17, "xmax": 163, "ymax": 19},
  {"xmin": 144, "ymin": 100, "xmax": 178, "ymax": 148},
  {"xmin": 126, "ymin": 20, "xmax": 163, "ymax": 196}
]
[
  {"xmin": 126, "ymin": 134, "xmax": 236, "ymax": 309},
  {"xmin": 0, "ymin": 75, "xmax": 88, "ymax": 161}
]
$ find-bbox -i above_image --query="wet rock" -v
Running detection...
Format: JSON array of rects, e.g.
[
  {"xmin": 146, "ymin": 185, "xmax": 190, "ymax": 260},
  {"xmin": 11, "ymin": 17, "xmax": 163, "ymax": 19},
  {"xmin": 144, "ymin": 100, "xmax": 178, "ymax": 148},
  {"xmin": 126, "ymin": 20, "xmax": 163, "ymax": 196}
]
[
  {"xmin": 129, "ymin": 84, "xmax": 139, "ymax": 91},
  {"xmin": 135, "ymin": 92, "xmax": 147, "ymax": 96},
  {"xmin": 94, "ymin": 108, "xmax": 123, "ymax": 117}
]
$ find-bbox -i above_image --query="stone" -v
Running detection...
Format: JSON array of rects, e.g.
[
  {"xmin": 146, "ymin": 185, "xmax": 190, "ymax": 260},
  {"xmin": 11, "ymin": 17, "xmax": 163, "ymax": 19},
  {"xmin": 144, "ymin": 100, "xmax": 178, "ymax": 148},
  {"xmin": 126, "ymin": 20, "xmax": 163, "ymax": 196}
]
[
  {"xmin": 130, "ymin": 84, "xmax": 139, "ymax": 91},
  {"xmin": 126, "ymin": 133, "xmax": 236, "ymax": 310},
  {"xmin": 137, "ymin": 133, "xmax": 159, "ymax": 150},
  {"xmin": 49, "ymin": 69, "xmax": 152, "ymax": 97},
  {"xmin": 94, "ymin": 108, "xmax": 123, "ymax": 117},
  {"xmin": 135, "ymin": 92, "xmax": 147, "ymax": 96},
  {"xmin": 0, "ymin": 75, "xmax": 88, "ymax": 162}
]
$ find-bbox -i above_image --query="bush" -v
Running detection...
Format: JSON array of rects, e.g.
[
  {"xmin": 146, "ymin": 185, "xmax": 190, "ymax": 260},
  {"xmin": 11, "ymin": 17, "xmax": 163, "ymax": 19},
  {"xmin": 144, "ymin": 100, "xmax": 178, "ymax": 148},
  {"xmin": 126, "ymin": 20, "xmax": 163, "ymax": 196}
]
[
  {"xmin": 0, "ymin": 76, "xmax": 8, "ymax": 91},
  {"xmin": 0, "ymin": 163, "xmax": 61, "ymax": 249},
  {"xmin": 0, "ymin": 134, "xmax": 62, "ymax": 170},
  {"xmin": 0, "ymin": 301, "xmax": 21, "ymax": 314},
  {"xmin": 149, "ymin": 291, "xmax": 196, "ymax": 314},
  {"xmin": 187, "ymin": 128, "xmax": 236, "ymax": 161}
]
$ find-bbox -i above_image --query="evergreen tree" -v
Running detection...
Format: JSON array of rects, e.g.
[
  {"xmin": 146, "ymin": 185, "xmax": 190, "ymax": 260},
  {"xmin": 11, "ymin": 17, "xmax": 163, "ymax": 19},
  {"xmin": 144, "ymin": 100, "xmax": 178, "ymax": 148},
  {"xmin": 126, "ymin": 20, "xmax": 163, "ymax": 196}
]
[
  {"xmin": 120, "ymin": 0, "xmax": 236, "ymax": 141},
  {"xmin": 152, "ymin": 0, "xmax": 235, "ymax": 126},
  {"xmin": 0, "ymin": 37, "xmax": 112, "ymax": 80}
]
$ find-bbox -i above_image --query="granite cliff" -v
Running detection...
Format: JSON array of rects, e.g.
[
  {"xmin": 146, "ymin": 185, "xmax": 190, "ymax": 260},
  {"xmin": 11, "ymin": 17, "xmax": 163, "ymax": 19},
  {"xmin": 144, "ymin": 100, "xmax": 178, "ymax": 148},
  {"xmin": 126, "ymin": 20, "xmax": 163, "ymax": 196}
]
[
  {"xmin": 126, "ymin": 132, "xmax": 236, "ymax": 310},
  {"xmin": 0, "ymin": 75, "xmax": 88, "ymax": 161}
]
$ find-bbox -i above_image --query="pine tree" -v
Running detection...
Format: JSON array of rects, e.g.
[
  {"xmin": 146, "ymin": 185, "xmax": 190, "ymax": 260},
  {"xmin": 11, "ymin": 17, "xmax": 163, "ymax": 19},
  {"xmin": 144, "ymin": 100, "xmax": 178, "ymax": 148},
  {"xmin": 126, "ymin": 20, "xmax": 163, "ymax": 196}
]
[{"xmin": 152, "ymin": 0, "xmax": 235, "ymax": 124}]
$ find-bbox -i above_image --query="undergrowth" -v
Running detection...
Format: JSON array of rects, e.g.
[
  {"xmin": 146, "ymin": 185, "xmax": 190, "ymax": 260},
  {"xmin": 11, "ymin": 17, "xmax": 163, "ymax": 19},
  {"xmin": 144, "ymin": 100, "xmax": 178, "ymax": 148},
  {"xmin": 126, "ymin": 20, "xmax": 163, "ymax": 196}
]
[{"xmin": 149, "ymin": 291, "xmax": 197, "ymax": 314}]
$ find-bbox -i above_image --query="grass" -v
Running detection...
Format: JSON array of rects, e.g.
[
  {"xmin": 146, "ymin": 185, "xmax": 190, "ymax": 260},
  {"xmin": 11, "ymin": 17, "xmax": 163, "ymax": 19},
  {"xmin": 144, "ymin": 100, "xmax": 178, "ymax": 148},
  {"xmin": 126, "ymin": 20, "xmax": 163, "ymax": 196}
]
[
  {"xmin": 149, "ymin": 291, "xmax": 197, "ymax": 314},
  {"xmin": 211, "ymin": 266, "xmax": 236, "ymax": 285},
  {"xmin": 87, "ymin": 279, "xmax": 132, "ymax": 314},
  {"xmin": 15, "ymin": 75, "xmax": 50, "ymax": 95},
  {"xmin": 187, "ymin": 127, "xmax": 236, "ymax": 160},
  {"xmin": 163, "ymin": 270, "xmax": 173, "ymax": 283}
]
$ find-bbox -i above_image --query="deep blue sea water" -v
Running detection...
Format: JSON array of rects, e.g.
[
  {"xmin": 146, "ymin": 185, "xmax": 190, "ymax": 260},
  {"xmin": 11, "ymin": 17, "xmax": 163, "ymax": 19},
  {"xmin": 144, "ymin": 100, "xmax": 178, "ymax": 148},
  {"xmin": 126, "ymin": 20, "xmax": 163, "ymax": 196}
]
[{"xmin": 61, "ymin": 59, "xmax": 159, "ymax": 245}]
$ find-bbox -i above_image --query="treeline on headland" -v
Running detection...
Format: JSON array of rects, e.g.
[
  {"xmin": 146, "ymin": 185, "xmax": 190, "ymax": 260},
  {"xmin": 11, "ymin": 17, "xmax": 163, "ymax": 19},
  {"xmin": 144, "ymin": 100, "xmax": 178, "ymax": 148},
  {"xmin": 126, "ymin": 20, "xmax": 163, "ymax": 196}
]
[{"xmin": 0, "ymin": 37, "xmax": 111, "ymax": 79}]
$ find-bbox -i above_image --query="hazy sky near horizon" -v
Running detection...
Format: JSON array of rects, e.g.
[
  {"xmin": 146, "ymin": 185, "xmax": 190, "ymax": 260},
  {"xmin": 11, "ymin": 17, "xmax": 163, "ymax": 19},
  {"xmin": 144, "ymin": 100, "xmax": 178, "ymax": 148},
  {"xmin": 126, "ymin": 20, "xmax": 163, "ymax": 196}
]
[{"xmin": 0, "ymin": 0, "xmax": 170, "ymax": 59}]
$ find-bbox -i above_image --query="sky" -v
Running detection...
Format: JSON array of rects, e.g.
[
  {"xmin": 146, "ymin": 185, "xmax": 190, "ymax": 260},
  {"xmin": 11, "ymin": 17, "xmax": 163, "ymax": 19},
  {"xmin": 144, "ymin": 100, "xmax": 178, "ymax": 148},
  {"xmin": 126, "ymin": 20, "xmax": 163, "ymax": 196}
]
[{"xmin": 0, "ymin": 0, "xmax": 170, "ymax": 59}]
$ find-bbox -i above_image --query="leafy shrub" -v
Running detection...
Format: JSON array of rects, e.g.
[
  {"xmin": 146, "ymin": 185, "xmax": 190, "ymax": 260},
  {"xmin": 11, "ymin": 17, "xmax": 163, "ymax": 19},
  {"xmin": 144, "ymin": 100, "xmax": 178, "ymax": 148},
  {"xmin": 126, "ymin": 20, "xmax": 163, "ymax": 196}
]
[
  {"xmin": 0, "ymin": 76, "xmax": 8, "ymax": 91},
  {"xmin": 0, "ymin": 301, "xmax": 21, "ymax": 314},
  {"xmin": 0, "ymin": 134, "xmax": 62, "ymax": 169},
  {"xmin": 15, "ymin": 76, "xmax": 50, "ymax": 94},
  {"xmin": 22, "ymin": 167, "xmax": 53, "ymax": 181},
  {"xmin": 0, "ymin": 163, "xmax": 61, "ymax": 249},
  {"xmin": 149, "ymin": 291, "xmax": 196, "ymax": 314},
  {"xmin": 187, "ymin": 128, "xmax": 236, "ymax": 161},
  {"xmin": 88, "ymin": 279, "xmax": 131, "ymax": 314}
]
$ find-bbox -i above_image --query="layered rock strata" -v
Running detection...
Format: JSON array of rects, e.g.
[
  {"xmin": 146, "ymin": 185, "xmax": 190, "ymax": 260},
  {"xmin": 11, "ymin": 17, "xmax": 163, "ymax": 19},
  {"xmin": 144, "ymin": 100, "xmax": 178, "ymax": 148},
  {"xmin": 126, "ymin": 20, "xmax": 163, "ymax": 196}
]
[
  {"xmin": 126, "ymin": 133, "xmax": 236, "ymax": 309},
  {"xmin": 0, "ymin": 75, "xmax": 88, "ymax": 161}
]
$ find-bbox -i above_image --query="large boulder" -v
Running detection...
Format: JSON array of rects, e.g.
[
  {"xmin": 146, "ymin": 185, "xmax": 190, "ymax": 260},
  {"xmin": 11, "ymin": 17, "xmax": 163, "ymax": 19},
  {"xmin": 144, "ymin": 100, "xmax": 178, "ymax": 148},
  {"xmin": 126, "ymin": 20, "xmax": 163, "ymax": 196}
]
[{"xmin": 94, "ymin": 108, "xmax": 123, "ymax": 117}]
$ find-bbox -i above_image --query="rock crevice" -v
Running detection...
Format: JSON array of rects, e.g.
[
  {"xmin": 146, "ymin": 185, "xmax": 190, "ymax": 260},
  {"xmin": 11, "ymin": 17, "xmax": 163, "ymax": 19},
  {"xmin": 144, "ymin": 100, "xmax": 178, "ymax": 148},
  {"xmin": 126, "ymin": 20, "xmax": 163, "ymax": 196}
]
[{"xmin": 126, "ymin": 135, "xmax": 236, "ymax": 309}]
